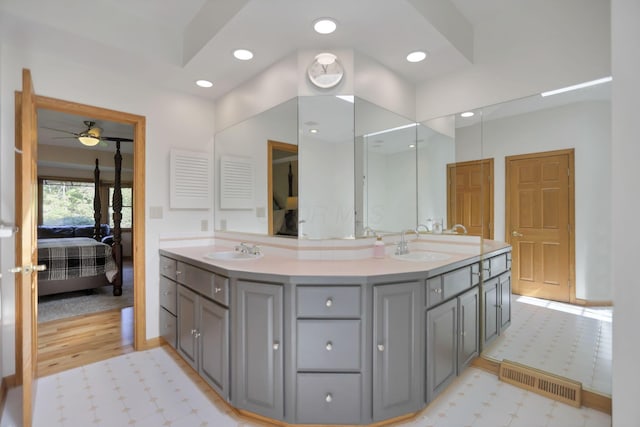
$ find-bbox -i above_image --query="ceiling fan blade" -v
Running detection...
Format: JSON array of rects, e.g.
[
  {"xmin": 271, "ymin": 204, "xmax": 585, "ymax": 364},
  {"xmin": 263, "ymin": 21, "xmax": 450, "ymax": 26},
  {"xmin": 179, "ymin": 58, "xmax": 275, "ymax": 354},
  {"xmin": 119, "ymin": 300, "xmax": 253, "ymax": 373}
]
[
  {"xmin": 100, "ymin": 136, "xmax": 134, "ymax": 142},
  {"xmin": 41, "ymin": 126, "xmax": 79, "ymax": 136},
  {"xmin": 51, "ymin": 136, "xmax": 78, "ymax": 140}
]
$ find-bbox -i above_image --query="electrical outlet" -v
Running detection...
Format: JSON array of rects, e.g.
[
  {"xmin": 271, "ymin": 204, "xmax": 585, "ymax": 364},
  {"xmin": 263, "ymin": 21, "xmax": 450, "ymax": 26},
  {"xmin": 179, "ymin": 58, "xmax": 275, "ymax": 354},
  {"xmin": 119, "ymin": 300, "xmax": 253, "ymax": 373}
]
[
  {"xmin": 201, "ymin": 219, "xmax": 208, "ymax": 232},
  {"xmin": 256, "ymin": 207, "xmax": 266, "ymax": 218},
  {"xmin": 220, "ymin": 219, "xmax": 227, "ymax": 230}
]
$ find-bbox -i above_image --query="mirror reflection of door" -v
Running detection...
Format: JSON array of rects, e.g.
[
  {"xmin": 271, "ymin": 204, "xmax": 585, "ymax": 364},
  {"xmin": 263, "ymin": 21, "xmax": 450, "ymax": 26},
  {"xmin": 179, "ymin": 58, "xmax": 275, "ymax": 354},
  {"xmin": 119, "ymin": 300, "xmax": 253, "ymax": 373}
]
[
  {"xmin": 268, "ymin": 140, "xmax": 298, "ymax": 236},
  {"xmin": 447, "ymin": 159, "xmax": 494, "ymax": 238}
]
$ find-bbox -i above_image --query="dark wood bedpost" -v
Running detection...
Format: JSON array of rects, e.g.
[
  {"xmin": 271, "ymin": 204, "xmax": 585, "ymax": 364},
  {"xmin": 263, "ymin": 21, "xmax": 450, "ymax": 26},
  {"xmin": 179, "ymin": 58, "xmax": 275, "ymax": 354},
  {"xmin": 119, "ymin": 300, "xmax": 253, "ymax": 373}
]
[
  {"xmin": 112, "ymin": 141, "xmax": 123, "ymax": 296},
  {"xmin": 93, "ymin": 159, "xmax": 102, "ymax": 241}
]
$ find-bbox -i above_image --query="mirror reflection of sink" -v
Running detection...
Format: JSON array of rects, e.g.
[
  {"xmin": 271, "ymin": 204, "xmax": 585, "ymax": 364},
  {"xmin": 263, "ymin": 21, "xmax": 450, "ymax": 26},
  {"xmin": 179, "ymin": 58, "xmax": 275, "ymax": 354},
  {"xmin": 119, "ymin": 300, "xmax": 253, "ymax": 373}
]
[
  {"xmin": 204, "ymin": 251, "xmax": 263, "ymax": 261},
  {"xmin": 391, "ymin": 251, "xmax": 451, "ymax": 262}
]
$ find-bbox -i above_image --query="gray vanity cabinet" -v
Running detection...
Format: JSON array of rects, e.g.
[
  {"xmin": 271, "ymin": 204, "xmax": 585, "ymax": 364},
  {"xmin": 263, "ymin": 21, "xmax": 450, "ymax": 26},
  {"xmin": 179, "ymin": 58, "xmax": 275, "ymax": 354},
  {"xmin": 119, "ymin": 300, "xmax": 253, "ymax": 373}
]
[
  {"xmin": 176, "ymin": 284, "xmax": 229, "ymax": 399},
  {"xmin": 426, "ymin": 286, "xmax": 479, "ymax": 403},
  {"xmin": 481, "ymin": 252, "xmax": 512, "ymax": 349},
  {"xmin": 234, "ymin": 280, "xmax": 284, "ymax": 420},
  {"xmin": 373, "ymin": 281, "xmax": 423, "ymax": 422},
  {"xmin": 159, "ymin": 256, "xmax": 178, "ymax": 348}
]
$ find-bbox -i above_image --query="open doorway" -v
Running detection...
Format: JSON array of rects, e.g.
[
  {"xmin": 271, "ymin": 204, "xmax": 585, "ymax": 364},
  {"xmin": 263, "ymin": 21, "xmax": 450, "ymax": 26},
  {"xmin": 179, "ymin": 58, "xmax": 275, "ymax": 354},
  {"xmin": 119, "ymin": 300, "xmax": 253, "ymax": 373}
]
[
  {"xmin": 268, "ymin": 140, "xmax": 298, "ymax": 236},
  {"xmin": 16, "ymin": 93, "xmax": 146, "ymax": 378}
]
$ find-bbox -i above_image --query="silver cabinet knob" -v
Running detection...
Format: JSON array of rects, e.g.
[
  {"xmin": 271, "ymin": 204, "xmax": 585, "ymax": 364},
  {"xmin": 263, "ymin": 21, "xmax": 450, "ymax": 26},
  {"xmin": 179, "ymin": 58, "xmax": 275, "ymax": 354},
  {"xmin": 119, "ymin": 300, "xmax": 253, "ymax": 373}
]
[
  {"xmin": 432, "ymin": 288, "xmax": 442, "ymax": 294},
  {"xmin": 325, "ymin": 298, "xmax": 333, "ymax": 307},
  {"xmin": 190, "ymin": 329, "xmax": 197, "ymax": 335},
  {"xmin": 325, "ymin": 393, "xmax": 333, "ymax": 403},
  {"xmin": 214, "ymin": 287, "xmax": 222, "ymax": 294},
  {"xmin": 194, "ymin": 332, "xmax": 201, "ymax": 338},
  {"xmin": 377, "ymin": 344, "xmax": 385, "ymax": 352},
  {"xmin": 273, "ymin": 342, "xmax": 280, "ymax": 351},
  {"xmin": 176, "ymin": 270, "xmax": 182, "ymax": 275},
  {"xmin": 325, "ymin": 341, "xmax": 333, "ymax": 351}
]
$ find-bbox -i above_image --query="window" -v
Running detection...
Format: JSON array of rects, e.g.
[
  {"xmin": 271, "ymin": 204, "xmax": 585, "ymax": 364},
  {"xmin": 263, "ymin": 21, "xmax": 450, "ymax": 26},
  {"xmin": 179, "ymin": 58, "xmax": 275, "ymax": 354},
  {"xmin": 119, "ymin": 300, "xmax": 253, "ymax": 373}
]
[
  {"xmin": 41, "ymin": 179, "xmax": 95, "ymax": 225},
  {"xmin": 109, "ymin": 186, "xmax": 133, "ymax": 229}
]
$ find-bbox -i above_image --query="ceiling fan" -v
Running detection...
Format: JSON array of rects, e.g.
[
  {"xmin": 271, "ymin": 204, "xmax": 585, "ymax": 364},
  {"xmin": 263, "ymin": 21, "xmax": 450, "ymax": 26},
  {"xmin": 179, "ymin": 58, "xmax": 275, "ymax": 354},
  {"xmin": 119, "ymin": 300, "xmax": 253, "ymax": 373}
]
[{"xmin": 42, "ymin": 120, "xmax": 133, "ymax": 147}]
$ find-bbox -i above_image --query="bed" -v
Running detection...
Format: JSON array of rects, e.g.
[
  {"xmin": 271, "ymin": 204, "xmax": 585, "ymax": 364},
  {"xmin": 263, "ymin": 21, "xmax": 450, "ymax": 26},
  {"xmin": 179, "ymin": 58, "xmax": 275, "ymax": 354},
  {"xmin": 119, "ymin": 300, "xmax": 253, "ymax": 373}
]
[{"xmin": 37, "ymin": 142, "xmax": 125, "ymax": 297}]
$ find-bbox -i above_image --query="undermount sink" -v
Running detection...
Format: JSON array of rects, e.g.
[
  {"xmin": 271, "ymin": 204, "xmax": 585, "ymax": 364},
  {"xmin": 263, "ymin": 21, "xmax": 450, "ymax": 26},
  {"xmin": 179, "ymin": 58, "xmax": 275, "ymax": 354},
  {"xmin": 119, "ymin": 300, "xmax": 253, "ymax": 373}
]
[
  {"xmin": 204, "ymin": 251, "xmax": 263, "ymax": 261},
  {"xmin": 391, "ymin": 251, "xmax": 451, "ymax": 262}
]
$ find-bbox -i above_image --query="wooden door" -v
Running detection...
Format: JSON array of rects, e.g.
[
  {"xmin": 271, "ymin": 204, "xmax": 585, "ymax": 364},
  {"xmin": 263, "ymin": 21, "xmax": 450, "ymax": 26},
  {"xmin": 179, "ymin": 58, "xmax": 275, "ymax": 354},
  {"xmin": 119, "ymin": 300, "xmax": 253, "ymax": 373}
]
[
  {"xmin": 506, "ymin": 150, "xmax": 574, "ymax": 303},
  {"xmin": 447, "ymin": 159, "xmax": 493, "ymax": 238},
  {"xmin": 15, "ymin": 68, "xmax": 39, "ymax": 427}
]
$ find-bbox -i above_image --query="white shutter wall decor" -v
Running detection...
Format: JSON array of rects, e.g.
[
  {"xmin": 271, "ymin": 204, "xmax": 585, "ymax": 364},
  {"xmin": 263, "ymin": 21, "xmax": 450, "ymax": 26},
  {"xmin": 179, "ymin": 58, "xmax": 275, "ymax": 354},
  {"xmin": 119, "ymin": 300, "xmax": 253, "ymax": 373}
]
[
  {"xmin": 170, "ymin": 149, "xmax": 212, "ymax": 209},
  {"xmin": 220, "ymin": 155, "xmax": 254, "ymax": 209}
]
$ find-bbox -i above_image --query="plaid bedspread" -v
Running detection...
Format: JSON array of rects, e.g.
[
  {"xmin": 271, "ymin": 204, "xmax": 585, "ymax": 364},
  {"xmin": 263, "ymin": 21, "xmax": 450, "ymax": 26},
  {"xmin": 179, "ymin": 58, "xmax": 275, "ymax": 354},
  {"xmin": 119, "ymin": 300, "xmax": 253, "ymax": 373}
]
[{"xmin": 37, "ymin": 237, "xmax": 118, "ymax": 282}]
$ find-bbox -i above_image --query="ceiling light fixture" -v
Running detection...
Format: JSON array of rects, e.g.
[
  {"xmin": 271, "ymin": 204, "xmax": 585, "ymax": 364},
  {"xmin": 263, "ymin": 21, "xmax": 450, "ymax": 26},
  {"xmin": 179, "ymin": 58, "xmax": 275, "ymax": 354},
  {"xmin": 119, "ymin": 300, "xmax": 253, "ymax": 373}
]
[
  {"xmin": 233, "ymin": 49, "xmax": 254, "ymax": 60},
  {"xmin": 196, "ymin": 79, "xmax": 213, "ymax": 88},
  {"xmin": 406, "ymin": 51, "xmax": 427, "ymax": 63},
  {"xmin": 540, "ymin": 76, "xmax": 612, "ymax": 97},
  {"xmin": 314, "ymin": 18, "xmax": 337, "ymax": 34},
  {"xmin": 78, "ymin": 126, "xmax": 102, "ymax": 146},
  {"xmin": 460, "ymin": 111, "xmax": 475, "ymax": 118},
  {"xmin": 309, "ymin": 129, "xmax": 319, "ymax": 134},
  {"xmin": 409, "ymin": 144, "xmax": 416, "ymax": 148}
]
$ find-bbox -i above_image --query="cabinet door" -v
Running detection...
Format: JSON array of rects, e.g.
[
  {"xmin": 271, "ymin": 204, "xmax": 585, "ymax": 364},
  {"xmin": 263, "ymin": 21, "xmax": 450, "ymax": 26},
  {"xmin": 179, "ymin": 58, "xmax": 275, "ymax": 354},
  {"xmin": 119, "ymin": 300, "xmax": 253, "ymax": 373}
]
[
  {"xmin": 177, "ymin": 285, "xmax": 198, "ymax": 369},
  {"xmin": 200, "ymin": 298, "xmax": 229, "ymax": 399},
  {"xmin": 426, "ymin": 298, "xmax": 458, "ymax": 403},
  {"xmin": 235, "ymin": 281, "xmax": 284, "ymax": 420},
  {"xmin": 499, "ymin": 272, "xmax": 512, "ymax": 333},
  {"xmin": 373, "ymin": 282, "xmax": 422, "ymax": 421},
  {"xmin": 482, "ymin": 277, "xmax": 499, "ymax": 347},
  {"xmin": 458, "ymin": 287, "xmax": 479, "ymax": 370}
]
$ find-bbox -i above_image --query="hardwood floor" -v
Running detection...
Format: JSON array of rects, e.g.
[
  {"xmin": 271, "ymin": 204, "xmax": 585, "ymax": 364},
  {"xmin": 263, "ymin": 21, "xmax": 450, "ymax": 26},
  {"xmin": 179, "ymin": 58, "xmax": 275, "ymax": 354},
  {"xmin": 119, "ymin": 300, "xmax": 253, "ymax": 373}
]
[{"xmin": 37, "ymin": 307, "xmax": 134, "ymax": 378}]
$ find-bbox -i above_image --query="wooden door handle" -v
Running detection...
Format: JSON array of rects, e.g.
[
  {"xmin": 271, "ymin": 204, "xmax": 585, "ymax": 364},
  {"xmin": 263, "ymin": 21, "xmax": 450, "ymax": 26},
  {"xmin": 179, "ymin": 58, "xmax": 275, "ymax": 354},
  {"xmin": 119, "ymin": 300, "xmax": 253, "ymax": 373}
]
[{"xmin": 511, "ymin": 231, "xmax": 524, "ymax": 237}]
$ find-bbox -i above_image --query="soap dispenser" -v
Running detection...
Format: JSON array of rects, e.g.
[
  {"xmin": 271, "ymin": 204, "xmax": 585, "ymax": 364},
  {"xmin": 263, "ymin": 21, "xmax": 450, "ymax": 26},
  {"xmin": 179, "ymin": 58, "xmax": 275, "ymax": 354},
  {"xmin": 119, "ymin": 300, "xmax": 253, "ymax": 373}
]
[{"xmin": 373, "ymin": 236, "xmax": 385, "ymax": 258}]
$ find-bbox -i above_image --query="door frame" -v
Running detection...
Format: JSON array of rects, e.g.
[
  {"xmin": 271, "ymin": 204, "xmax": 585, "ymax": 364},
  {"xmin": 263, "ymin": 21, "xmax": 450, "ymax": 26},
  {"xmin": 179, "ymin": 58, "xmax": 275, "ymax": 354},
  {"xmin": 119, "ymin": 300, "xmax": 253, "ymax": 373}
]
[
  {"xmin": 446, "ymin": 158, "xmax": 494, "ymax": 239},
  {"xmin": 505, "ymin": 148, "xmax": 576, "ymax": 304},
  {"xmin": 15, "ymin": 94, "xmax": 147, "ymax": 359}
]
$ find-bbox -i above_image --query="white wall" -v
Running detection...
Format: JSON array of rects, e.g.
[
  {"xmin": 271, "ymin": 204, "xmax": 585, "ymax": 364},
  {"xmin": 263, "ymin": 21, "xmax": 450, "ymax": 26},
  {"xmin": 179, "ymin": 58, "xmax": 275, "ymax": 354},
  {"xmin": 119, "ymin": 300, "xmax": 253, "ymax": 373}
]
[
  {"xmin": 456, "ymin": 100, "xmax": 612, "ymax": 301},
  {"xmin": 416, "ymin": 0, "xmax": 611, "ymax": 121},
  {"xmin": 0, "ymin": 42, "xmax": 216, "ymax": 376},
  {"xmin": 417, "ymin": 129, "xmax": 455, "ymax": 227},
  {"xmin": 612, "ymin": 0, "xmax": 640, "ymax": 424}
]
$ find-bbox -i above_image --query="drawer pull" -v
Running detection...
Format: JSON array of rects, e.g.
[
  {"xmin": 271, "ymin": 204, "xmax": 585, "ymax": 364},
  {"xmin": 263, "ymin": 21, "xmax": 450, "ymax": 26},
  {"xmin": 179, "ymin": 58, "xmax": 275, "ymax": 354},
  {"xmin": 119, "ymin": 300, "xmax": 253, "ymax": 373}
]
[
  {"xmin": 273, "ymin": 342, "xmax": 280, "ymax": 351},
  {"xmin": 190, "ymin": 329, "xmax": 197, "ymax": 335},
  {"xmin": 325, "ymin": 298, "xmax": 333, "ymax": 307},
  {"xmin": 461, "ymin": 331, "xmax": 467, "ymax": 337},
  {"xmin": 432, "ymin": 288, "xmax": 442, "ymax": 294},
  {"xmin": 325, "ymin": 341, "xmax": 333, "ymax": 351},
  {"xmin": 471, "ymin": 271, "xmax": 481, "ymax": 277},
  {"xmin": 325, "ymin": 393, "xmax": 333, "ymax": 403},
  {"xmin": 162, "ymin": 291, "xmax": 169, "ymax": 296},
  {"xmin": 194, "ymin": 332, "xmax": 201, "ymax": 339},
  {"xmin": 214, "ymin": 287, "xmax": 222, "ymax": 294},
  {"xmin": 377, "ymin": 344, "xmax": 385, "ymax": 352},
  {"xmin": 176, "ymin": 270, "xmax": 182, "ymax": 275}
]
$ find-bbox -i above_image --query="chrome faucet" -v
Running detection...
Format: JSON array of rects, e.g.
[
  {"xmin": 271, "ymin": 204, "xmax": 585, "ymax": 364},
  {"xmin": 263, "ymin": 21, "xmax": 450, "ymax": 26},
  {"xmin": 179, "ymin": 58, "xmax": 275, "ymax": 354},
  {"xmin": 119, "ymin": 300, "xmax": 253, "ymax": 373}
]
[
  {"xmin": 415, "ymin": 223, "xmax": 430, "ymax": 235},
  {"xmin": 235, "ymin": 242, "xmax": 261, "ymax": 255},
  {"xmin": 363, "ymin": 226, "xmax": 377, "ymax": 237},
  {"xmin": 395, "ymin": 230, "xmax": 410, "ymax": 255},
  {"xmin": 449, "ymin": 224, "xmax": 468, "ymax": 234}
]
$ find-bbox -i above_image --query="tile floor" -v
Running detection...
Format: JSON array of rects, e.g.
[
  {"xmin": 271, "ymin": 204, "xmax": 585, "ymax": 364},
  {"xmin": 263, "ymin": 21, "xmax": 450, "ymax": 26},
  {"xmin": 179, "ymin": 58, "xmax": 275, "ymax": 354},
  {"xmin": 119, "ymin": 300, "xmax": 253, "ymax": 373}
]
[
  {"xmin": 1, "ymin": 346, "xmax": 610, "ymax": 427},
  {"xmin": 483, "ymin": 296, "xmax": 612, "ymax": 395}
]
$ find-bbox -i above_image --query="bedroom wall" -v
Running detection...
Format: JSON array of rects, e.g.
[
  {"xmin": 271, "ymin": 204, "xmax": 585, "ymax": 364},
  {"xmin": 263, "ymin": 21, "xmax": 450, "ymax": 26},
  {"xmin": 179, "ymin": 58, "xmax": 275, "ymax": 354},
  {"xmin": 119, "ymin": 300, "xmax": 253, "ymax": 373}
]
[{"xmin": 0, "ymin": 42, "xmax": 217, "ymax": 377}]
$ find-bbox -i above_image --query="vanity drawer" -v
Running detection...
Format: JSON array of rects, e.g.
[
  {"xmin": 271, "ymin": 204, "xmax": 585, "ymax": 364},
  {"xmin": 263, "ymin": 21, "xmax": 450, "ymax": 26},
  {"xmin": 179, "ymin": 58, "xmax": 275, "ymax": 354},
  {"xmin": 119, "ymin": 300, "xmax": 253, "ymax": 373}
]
[
  {"xmin": 426, "ymin": 277, "xmax": 444, "ymax": 308},
  {"xmin": 159, "ymin": 276, "xmax": 177, "ymax": 315},
  {"xmin": 482, "ymin": 254, "xmax": 508, "ymax": 279},
  {"xmin": 442, "ymin": 266, "xmax": 472, "ymax": 299},
  {"xmin": 296, "ymin": 286, "xmax": 361, "ymax": 318},
  {"xmin": 297, "ymin": 320, "xmax": 361, "ymax": 371},
  {"xmin": 160, "ymin": 256, "xmax": 177, "ymax": 280},
  {"xmin": 159, "ymin": 307, "xmax": 176, "ymax": 349},
  {"xmin": 296, "ymin": 373, "xmax": 362, "ymax": 425},
  {"xmin": 176, "ymin": 262, "xmax": 229, "ymax": 306}
]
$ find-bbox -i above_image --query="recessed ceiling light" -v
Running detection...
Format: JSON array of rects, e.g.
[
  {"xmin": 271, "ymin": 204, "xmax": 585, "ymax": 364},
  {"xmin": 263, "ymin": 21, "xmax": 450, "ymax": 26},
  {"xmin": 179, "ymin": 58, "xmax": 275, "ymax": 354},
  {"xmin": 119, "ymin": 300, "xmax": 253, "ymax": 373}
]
[
  {"xmin": 314, "ymin": 18, "xmax": 337, "ymax": 34},
  {"xmin": 460, "ymin": 111, "xmax": 475, "ymax": 118},
  {"xmin": 409, "ymin": 144, "xmax": 416, "ymax": 148},
  {"xmin": 309, "ymin": 129, "xmax": 319, "ymax": 134},
  {"xmin": 196, "ymin": 80, "xmax": 213, "ymax": 88},
  {"xmin": 406, "ymin": 51, "xmax": 427, "ymax": 63},
  {"xmin": 233, "ymin": 49, "xmax": 254, "ymax": 60}
]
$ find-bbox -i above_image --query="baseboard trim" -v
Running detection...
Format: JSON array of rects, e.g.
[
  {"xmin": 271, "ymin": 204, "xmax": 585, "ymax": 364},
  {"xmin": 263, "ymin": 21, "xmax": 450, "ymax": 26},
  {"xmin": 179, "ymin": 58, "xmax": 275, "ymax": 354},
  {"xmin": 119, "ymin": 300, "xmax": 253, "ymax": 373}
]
[
  {"xmin": 142, "ymin": 337, "xmax": 164, "ymax": 350},
  {"xmin": 574, "ymin": 298, "xmax": 613, "ymax": 307},
  {"xmin": 473, "ymin": 357, "xmax": 611, "ymax": 414}
]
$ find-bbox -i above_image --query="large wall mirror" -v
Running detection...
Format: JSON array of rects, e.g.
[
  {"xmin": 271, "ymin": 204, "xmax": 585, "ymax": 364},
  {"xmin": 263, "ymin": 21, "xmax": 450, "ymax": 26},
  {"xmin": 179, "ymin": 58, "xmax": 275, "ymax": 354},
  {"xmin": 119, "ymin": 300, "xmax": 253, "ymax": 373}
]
[{"xmin": 475, "ymin": 80, "xmax": 612, "ymax": 397}]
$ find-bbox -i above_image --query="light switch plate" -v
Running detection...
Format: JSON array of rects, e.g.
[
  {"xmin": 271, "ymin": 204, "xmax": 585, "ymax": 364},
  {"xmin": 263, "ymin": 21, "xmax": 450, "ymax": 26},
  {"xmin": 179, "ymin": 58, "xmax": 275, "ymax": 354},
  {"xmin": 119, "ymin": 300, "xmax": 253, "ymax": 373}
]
[
  {"xmin": 149, "ymin": 206, "xmax": 163, "ymax": 219},
  {"xmin": 256, "ymin": 207, "xmax": 266, "ymax": 218}
]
